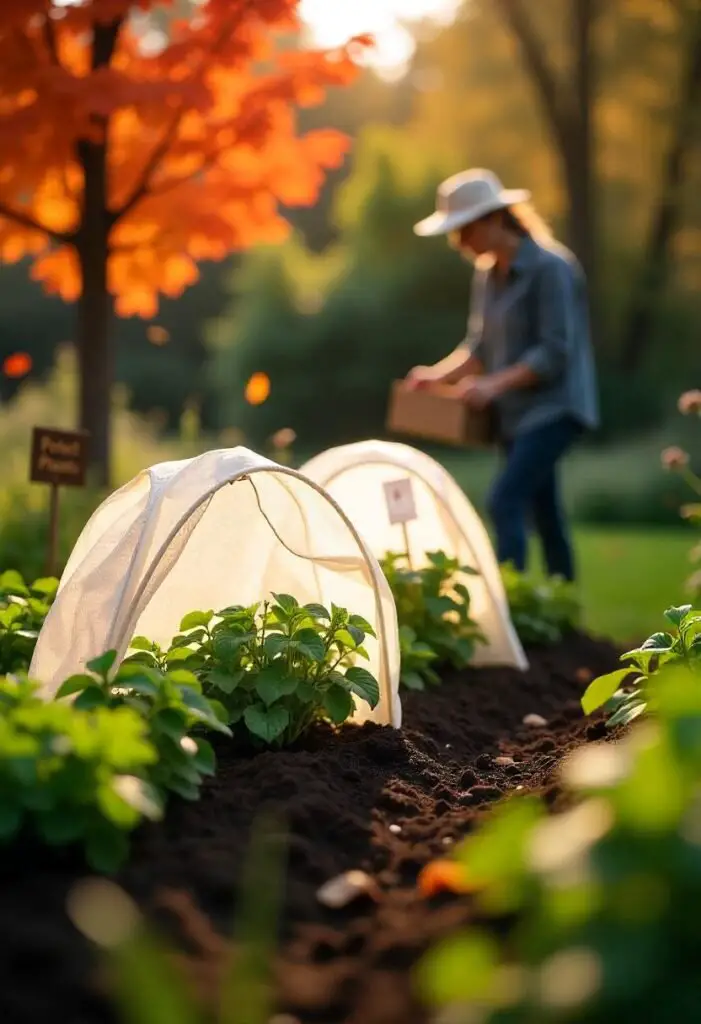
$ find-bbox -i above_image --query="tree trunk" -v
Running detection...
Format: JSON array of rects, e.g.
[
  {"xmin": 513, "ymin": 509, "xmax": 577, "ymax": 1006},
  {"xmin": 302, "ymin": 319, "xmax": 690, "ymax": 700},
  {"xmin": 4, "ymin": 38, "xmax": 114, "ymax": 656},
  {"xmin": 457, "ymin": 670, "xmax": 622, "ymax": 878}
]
[
  {"xmin": 74, "ymin": 19, "xmax": 122, "ymax": 487},
  {"xmin": 567, "ymin": 0, "xmax": 596, "ymax": 283},
  {"xmin": 76, "ymin": 223, "xmax": 112, "ymax": 488},
  {"xmin": 493, "ymin": 0, "xmax": 597, "ymax": 286},
  {"xmin": 618, "ymin": 8, "xmax": 701, "ymax": 372}
]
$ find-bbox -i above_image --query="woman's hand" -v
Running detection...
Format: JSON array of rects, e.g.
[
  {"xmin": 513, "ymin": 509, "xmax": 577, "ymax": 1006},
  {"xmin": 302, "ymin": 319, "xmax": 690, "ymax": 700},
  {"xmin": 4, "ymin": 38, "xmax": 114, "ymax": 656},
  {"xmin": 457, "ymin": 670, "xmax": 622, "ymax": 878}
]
[
  {"xmin": 454, "ymin": 375, "xmax": 500, "ymax": 409},
  {"xmin": 404, "ymin": 365, "xmax": 438, "ymax": 391}
]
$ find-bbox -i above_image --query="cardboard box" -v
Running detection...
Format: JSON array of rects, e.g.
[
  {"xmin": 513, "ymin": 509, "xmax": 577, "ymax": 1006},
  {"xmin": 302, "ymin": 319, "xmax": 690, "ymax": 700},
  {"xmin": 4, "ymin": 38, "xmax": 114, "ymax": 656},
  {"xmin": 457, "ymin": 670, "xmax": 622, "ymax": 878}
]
[{"xmin": 386, "ymin": 380, "xmax": 495, "ymax": 448}]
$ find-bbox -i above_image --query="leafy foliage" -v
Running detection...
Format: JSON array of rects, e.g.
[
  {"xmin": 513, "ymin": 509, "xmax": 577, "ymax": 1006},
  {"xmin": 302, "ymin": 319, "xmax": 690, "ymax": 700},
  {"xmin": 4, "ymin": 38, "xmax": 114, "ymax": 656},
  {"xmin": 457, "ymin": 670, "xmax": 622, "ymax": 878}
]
[
  {"xmin": 582, "ymin": 604, "xmax": 701, "ymax": 728},
  {"xmin": 126, "ymin": 595, "xmax": 381, "ymax": 747},
  {"xmin": 396, "ymin": 625, "xmax": 441, "ymax": 691},
  {"xmin": 0, "ymin": 1, "xmax": 363, "ymax": 318},
  {"xmin": 56, "ymin": 650, "xmax": 231, "ymax": 802},
  {"xmin": 419, "ymin": 662, "xmax": 701, "ymax": 1022},
  {"xmin": 209, "ymin": 132, "xmax": 470, "ymax": 447},
  {"xmin": 381, "ymin": 550, "xmax": 485, "ymax": 690},
  {"xmin": 0, "ymin": 674, "xmax": 161, "ymax": 873},
  {"xmin": 0, "ymin": 638, "xmax": 232, "ymax": 870},
  {"xmin": 0, "ymin": 569, "xmax": 57, "ymax": 674},
  {"xmin": 501, "ymin": 562, "xmax": 581, "ymax": 646}
]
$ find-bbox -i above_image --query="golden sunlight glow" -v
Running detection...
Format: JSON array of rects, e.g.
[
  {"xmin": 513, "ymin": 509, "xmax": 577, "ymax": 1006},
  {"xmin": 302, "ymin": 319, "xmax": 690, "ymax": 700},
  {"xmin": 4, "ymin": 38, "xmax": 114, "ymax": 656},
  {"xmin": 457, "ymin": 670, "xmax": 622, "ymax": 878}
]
[{"xmin": 299, "ymin": 0, "xmax": 460, "ymax": 79}]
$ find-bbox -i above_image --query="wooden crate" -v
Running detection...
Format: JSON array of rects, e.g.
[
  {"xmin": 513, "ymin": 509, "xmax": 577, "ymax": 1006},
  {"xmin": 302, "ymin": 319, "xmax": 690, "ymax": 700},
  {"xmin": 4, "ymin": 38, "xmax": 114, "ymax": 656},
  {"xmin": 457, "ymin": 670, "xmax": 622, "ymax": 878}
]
[{"xmin": 386, "ymin": 380, "xmax": 495, "ymax": 448}]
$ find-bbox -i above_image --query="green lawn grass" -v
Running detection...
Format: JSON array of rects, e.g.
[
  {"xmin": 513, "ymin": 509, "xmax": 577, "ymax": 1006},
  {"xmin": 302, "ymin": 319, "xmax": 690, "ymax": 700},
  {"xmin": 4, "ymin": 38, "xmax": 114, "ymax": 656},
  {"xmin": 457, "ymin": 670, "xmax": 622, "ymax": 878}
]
[{"xmin": 569, "ymin": 528, "xmax": 692, "ymax": 644}]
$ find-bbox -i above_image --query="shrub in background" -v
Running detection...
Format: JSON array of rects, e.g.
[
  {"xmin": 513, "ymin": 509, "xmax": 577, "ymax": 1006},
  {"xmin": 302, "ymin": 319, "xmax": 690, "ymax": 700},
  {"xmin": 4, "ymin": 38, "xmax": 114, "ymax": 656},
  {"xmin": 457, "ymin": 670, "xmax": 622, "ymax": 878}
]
[{"xmin": 501, "ymin": 563, "xmax": 581, "ymax": 646}]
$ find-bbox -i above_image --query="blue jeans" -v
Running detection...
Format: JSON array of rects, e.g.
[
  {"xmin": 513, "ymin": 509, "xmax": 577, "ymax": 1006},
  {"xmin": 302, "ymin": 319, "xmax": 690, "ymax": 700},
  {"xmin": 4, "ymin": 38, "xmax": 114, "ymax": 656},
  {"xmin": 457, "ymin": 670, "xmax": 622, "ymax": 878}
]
[{"xmin": 487, "ymin": 417, "xmax": 582, "ymax": 581}]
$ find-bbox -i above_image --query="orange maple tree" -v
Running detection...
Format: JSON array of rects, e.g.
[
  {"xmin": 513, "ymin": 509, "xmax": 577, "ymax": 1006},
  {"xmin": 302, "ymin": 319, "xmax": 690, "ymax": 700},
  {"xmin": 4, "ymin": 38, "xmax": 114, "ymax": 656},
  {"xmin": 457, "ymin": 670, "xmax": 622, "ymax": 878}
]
[{"xmin": 0, "ymin": 0, "xmax": 365, "ymax": 483}]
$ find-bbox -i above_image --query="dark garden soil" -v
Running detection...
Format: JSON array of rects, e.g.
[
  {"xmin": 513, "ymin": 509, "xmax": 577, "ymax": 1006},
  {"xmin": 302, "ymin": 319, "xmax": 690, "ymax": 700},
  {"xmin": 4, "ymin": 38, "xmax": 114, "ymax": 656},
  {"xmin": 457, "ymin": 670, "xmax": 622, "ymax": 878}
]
[{"xmin": 0, "ymin": 632, "xmax": 620, "ymax": 1024}]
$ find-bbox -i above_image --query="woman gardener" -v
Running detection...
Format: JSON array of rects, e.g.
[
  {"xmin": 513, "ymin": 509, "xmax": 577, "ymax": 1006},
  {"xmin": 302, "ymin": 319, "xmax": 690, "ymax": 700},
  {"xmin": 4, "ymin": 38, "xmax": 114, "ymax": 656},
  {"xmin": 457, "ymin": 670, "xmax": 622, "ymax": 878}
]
[{"xmin": 405, "ymin": 169, "xmax": 598, "ymax": 582}]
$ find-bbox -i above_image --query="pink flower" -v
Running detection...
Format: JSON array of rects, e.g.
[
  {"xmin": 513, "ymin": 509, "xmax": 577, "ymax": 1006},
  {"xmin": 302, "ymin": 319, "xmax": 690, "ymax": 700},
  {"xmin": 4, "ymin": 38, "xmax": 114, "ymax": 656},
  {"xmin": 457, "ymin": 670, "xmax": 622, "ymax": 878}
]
[
  {"xmin": 270, "ymin": 427, "xmax": 296, "ymax": 450},
  {"xmin": 678, "ymin": 390, "xmax": 701, "ymax": 416},
  {"xmin": 661, "ymin": 446, "xmax": 690, "ymax": 471},
  {"xmin": 681, "ymin": 504, "xmax": 701, "ymax": 523},
  {"xmin": 686, "ymin": 570, "xmax": 701, "ymax": 595}
]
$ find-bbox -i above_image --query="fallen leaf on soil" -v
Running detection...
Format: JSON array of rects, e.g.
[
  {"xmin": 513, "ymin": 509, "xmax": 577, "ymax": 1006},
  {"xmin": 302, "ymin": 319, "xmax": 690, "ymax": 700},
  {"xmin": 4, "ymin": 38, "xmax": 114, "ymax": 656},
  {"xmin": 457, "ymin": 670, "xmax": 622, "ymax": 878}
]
[
  {"xmin": 418, "ymin": 859, "xmax": 477, "ymax": 897},
  {"xmin": 523, "ymin": 713, "xmax": 547, "ymax": 727},
  {"xmin": 317, "ymin": 870, "xmax": 379, "ymax": 909}
]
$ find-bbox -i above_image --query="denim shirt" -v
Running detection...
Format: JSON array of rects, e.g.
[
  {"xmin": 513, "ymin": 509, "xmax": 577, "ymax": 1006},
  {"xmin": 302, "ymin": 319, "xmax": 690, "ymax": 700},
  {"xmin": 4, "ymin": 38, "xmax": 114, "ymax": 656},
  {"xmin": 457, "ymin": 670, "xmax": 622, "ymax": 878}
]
[{"xmin": 464, "ymin": 236, "xmax": 599, "ymax": 439}]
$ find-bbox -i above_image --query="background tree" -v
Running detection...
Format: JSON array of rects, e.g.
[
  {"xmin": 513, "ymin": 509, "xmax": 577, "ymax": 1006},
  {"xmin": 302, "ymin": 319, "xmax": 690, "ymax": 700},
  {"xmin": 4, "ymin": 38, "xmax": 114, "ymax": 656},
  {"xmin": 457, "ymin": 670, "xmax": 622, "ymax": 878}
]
[
  {"xmin": 0, "ymin": 0, "xmax": 363, "ymax": 483},
  {"xmin": 492, "ymin": 0, "xmax": 598, "ymax": 285},
  {"xmin": 208, "ymin": 127, "xmax": 469, "ymax": 446},
  {"xmin": 619, "ymin": 0, "xmax": 701, "ymax": 370}
]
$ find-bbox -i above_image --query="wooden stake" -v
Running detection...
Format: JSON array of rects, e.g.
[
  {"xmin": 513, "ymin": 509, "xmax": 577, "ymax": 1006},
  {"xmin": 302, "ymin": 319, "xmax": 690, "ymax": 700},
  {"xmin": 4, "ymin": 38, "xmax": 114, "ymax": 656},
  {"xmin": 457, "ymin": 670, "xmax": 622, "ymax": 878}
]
[
  {"xmin": 47, "ymin": 483, "xmax": 60, "ymax": 577},
  {"xmin": 401, "ymin": 521, "xmax": 413, "ymax": 569}
]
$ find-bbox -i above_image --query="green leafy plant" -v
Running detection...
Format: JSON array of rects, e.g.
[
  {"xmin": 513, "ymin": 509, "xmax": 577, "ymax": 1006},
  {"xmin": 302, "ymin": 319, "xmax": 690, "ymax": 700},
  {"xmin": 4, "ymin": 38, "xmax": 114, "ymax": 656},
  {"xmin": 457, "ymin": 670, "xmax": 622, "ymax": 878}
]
[
  {"xmin": 0, "ymin": 674, "xmax": 162, "ymax": 872},
  {"xmin": 381, "ymin": 550, "xmax": 485, "ymax": 690},
  {"xmin": 418, "ymin": 663, "xmax": 701, "ymax": 1022},
  {"xmin": 0, "ymin": 569, "xmax": 58, "ymax": 674},
  {"xmin": 501, "ymin": 562, "xmax": 581, "ymax": 646},
  {"xmin": 396, "ymin": 625, "xmax": 441, "ymax": 691},
  {"xmin": 582, "ymin": 603, "xmax": 701, "ymax": 728},
  {"xmin": 127, "ymin": 595, "xmax": 381, "ymax": 747},
  {"xmin": 56, "ymin": 650, "xmax": 231, "ymax": 802}
]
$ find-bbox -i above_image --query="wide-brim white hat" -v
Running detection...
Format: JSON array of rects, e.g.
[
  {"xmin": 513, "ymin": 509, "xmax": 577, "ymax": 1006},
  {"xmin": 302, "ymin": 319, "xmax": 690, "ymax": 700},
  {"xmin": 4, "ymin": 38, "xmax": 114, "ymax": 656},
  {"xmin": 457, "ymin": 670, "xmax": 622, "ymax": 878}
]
[{"xmin": 414, "ymin": 168, "xmax": 531, "ymax": 237}]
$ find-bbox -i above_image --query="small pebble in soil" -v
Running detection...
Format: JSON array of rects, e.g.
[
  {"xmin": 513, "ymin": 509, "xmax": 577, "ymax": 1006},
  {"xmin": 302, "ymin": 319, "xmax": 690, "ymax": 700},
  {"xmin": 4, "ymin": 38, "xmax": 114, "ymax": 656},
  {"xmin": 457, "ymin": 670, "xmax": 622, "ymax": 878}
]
[
  {"xmin": 475, "ymin": 753, "xmax": 492, "ymax": 769},
  {"xmin": 469, "ymin": 784, "xmax": 502, "ymax": 802},
  {"xmin": 494, "ymin": 756, "xmax": 516, "ymax": 766},
  {"xmin": 389, "ymin": 824, "xmax": 402, "ymax": 835},
  {"xmin": 459, "ymin": 768, "xmax": 477, "ymax": 789},
  {"xmin": 523, "ymin": 713, "xmax": 548, "ymax": 728},
  {"xmin": 317, "ymin": 870, "xmax": 379, "ymax": 909},
  {"xmin": 441, "ymin": 836, "xmax": 453, "ymax": 846}
]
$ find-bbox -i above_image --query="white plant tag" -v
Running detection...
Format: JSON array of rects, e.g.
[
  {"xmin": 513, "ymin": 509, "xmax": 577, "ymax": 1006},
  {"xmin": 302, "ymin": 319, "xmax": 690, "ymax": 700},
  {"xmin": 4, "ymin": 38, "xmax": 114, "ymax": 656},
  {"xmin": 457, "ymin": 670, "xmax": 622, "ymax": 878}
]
[{"xmin": 383, "ymin": 477, "xmax": 417, "ymax": 526}]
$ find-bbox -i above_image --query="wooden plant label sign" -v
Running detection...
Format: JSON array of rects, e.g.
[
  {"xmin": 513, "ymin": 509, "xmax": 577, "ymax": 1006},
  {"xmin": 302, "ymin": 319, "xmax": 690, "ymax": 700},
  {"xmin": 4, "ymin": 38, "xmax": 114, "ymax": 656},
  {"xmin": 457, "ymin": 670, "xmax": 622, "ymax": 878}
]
[
  {"xmin": 386, "ymin": 380, "xmax": 494, "ymax": 448},
  {"xmin": 30, "ymin": 427, "xmax": 88, "ymax": 488},
  {"xmin": 383, "ymin": 477, "xmax": 417, "ymax": 526}
]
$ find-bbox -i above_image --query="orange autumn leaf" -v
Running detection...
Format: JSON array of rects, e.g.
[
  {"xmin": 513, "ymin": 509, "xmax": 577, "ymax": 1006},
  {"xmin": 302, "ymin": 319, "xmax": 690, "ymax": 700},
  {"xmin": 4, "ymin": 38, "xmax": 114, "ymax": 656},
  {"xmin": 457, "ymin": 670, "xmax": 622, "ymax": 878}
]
[
  {"xmin": 2, "ymin": 351, "xmax": 32, "ymax": 378},
  {"xmin": 245, "ymin": 372, "xmax": 271, "ymax": 405},
  {"xmin": 417, "ymin": 859, "xmax": 478, "ymax": 898}
]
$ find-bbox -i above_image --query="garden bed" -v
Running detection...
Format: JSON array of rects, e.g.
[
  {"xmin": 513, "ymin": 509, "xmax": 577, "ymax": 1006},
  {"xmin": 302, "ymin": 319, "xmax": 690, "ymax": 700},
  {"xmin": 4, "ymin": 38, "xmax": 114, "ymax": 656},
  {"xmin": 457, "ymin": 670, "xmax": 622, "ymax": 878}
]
[{"xmin": 0, "ymin": 631, "xmax": 619, "ymax": 1024}]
